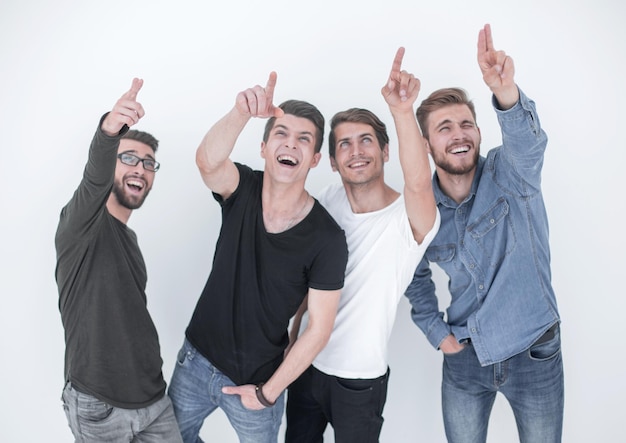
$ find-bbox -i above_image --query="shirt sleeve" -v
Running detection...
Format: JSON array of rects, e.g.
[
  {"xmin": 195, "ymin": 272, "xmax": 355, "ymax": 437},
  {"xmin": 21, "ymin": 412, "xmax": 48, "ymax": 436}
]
[
  {"xmin": 494, "ymin": 87, "xmax": 548, "ymax": 193},
  {"xmin": 57, "ymin": 114, "xmax": 125, "ymax": 238},
  {"xmin": 307, "ymin": 211, "xmax": 348, "ymax": 292},
  {"xmin": 404, "ymin": 256, "xmax": 451, "ymax": 349}
]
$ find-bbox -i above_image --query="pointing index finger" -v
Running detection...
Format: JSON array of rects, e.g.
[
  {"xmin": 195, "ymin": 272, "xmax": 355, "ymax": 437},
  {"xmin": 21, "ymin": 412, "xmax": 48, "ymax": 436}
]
[
  {"xmin": 478, "ymin": 23, "xmax": 494, "ymax": 56},
  {"xmin": 265, "ymin": 71, "xmax": 278, "ymax": 102},
  {"xmin": 483, "ymin": 24, "xmax": 494, "ymax": 51},
  {"xmin": 389, "ymin": 47, "xmax": 405, "ymax": 81},
  {"xmin": 125, "ymin": 77, "xmax": 144, "ymax": 101},
  {"xmin": 264, "ymin": 71, "xmax": 284, "ymax": 118}
]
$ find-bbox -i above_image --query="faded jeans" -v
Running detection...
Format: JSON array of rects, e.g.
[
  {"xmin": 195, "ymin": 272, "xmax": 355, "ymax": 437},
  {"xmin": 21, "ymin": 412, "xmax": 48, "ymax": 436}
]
[
  {"xmin": 168, "ymin": 338, "xmax": 285, "ymax": 443},
  {"xmin": 61, "ymin": 382, "xmax": 182, "ymax": 442},
  {"xmin": 442, "ymin": 324, "xmax": 564, "ymax": 443}
]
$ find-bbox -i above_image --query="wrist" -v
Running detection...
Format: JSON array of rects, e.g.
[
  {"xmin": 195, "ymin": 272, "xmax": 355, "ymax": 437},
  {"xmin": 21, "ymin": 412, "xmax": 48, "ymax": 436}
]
[
  {"xmin": 255, "ymin": 383, "xmax": 276, "ymax": 408},
  {"xmin": 492, "ymin": 85, "xmax": 519, "ymax": 111}
]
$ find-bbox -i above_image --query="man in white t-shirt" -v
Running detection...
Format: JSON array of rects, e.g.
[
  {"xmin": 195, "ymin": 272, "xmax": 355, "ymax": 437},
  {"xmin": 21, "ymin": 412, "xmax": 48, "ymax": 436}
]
[{"xmin": 285, "ymin": 48, "xmax": 440, "ymax": 442}]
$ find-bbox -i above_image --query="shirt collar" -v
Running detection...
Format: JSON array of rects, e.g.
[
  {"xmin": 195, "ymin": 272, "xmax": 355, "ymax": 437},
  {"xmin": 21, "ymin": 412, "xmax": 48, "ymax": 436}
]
[{"xmin": 432, "ymin": 156, "xmax": 485, "ymax": 208}]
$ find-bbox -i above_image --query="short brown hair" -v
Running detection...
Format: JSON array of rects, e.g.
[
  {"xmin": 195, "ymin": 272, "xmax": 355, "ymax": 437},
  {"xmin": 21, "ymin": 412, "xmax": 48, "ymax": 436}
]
[
  {"xmin": 328, "ymin": 108, "xmax": 388, "ymax": 158},
  {"xmin": 416, "ymin": 88, "xmax": 476, "ymax": 139},
  {"xmin": 263, "ymin": 100, "xmax": 325, "ymax": 153},
  {"xmin": 121, "ymin": 129, "xmax": 159, "ymax": 153}
]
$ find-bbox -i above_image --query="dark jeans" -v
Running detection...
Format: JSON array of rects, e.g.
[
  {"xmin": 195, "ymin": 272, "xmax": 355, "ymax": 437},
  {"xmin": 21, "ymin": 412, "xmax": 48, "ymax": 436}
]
[{"xmin": 285, "ymin": 365, "xmax": 389, "ymax": 443}]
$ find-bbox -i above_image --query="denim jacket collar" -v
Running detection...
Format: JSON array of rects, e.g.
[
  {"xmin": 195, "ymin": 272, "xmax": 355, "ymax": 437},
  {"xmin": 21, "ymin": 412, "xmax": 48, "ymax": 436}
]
[{"xmin": 432, "ymin": 156, "xmax": 485, "ymax": 209}]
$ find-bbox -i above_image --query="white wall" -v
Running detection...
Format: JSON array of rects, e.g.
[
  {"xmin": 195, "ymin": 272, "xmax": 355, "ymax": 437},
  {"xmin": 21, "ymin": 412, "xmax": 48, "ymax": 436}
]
[{"xmin": 1, "ymin": 1, "xmax": 624, "ymax": 441}]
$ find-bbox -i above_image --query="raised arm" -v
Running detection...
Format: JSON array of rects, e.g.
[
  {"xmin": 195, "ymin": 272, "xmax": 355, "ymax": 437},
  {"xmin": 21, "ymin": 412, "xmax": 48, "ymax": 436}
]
[
  {"xmin": 381, "ymin": 48, "xmax": 437, "ymax": 244},
  {"xmin": 477, "ymin": 24, "xmax": 519, "ymax": 110},
  {"xmin": 196, "ymin": 72, "xmax": 285, "ymax": 199}
]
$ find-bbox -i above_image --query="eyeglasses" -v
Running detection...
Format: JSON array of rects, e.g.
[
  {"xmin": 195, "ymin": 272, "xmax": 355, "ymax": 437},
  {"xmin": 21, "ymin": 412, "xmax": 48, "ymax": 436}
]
[{"xmin": 117, "ymin": 153, "xmax": 160, "ymax": 172}]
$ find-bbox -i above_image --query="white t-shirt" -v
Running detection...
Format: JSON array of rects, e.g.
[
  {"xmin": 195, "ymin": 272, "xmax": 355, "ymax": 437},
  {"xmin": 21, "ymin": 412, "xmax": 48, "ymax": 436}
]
[{"xmin": 300, "ymin": 183, "xmax": 440, "ymax": 379}]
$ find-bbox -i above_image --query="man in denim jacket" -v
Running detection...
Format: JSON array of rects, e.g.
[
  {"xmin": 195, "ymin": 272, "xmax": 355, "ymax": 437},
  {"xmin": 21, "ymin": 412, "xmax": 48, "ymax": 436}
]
[{"xmin": 405, "ymin": 24, "xmax": 563, "ymax": 442}]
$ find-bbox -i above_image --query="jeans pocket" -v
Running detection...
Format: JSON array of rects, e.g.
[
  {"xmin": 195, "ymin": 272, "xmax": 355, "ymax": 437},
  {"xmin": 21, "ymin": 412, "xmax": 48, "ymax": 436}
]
[
  {"xmin": 335, "ymin": 377, "xmax": 373, "ymax": 393},
  {"xmin": 529, "ymin": 329, "xmax": 561, "ymax": 361},
  {"xmin": 442, "ymin": 344, "xmax": 471, "ymax": 358},
  {"xmin": 177, "ymin": 339, "xmax": 196, "ymax": 366},
  {"xmin": 76, "ymin": 392, "xmax": 114, "ymax": 423},
  {"xmin": 61, "ymin": 383, "xmax": 70, "ymax": 419}
]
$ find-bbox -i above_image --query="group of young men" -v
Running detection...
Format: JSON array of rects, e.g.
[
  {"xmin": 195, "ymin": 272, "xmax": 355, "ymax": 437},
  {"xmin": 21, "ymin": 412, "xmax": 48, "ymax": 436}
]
[{"xmin": 55, "ymin": 24, "xmax": 564, "ymax": 443}]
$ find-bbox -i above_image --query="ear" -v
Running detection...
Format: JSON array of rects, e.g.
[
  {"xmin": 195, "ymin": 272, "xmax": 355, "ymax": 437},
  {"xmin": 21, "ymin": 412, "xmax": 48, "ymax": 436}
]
[
  {"xmin": 309, "ymin": 152, "xmax": 322, "ymax": 169},
  {"xmin": 260, "ymin": 141, "xmax": 266, "ymax": 159},
  {"xmin": 382, "ymin": 143, "xmax": 390, "ymax": 163},
  {"xmin": 330, "ymin": 156, "xmax": 338, "ymax": 172},
  {"xmin": 424, "ymin": 138, "xmax": 433, "ymax": 155}
]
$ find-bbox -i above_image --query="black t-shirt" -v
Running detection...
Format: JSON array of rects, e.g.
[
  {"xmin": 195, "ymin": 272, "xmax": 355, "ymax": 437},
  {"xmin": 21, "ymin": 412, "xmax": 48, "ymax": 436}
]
[
  {"xmin": 186, "ymin": 163, "xmax": 348, "ymax": 385},
  {"xmin": 55, "ymin": 119, "xmax": 166, "ymax": 409}
]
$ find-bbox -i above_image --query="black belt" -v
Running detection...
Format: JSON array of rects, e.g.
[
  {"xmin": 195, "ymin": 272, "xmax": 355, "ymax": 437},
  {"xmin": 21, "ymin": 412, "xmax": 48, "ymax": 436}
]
[{"xmin": 533, "ymin": 322, "xmax": 559, "ymax": 345}]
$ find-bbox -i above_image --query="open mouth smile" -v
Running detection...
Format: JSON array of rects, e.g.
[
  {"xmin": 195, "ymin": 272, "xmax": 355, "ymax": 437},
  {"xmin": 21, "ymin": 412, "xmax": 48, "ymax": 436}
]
[
  {"xmin": 449, "ymin": 144, "xmax": 470, "ymax": 155},
  {"xmin": 125, "ymin": 178, "xmax": 145, "ymax": 193},
  {"xmin": 277, "ymin": 154, "xmax": 299, "ymax": 167}
]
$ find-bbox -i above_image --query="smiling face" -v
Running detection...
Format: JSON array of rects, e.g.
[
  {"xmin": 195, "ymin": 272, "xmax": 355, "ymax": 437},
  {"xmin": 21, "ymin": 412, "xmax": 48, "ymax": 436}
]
[
  {"xmin": 426, "ymin": 103, "xmax": 481, "ymax": 176},
  {"xmin": 260, "ymin": 113, "xmax": 321, "ymax": 185},
  {"xmin": 330, "ymin": 121, "xmax": 388, "ymax": 187},
  {"xmin": 111, "ymin": 139, "xmax": 156, "ymax": 210}
]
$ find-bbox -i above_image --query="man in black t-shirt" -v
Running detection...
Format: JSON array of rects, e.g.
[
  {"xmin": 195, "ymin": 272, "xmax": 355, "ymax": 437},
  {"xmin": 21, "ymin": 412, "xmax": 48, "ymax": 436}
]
[
  {"xmin": 168, "ymin": 72, "xmax": 348, "ymax": 443},
  {"xmin": 55, "ymin": 79, "xmax": 182, "ymax": 442}
]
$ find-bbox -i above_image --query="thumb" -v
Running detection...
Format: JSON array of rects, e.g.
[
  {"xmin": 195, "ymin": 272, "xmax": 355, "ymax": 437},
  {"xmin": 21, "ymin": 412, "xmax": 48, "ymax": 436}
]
[
  {"xmin": 221, "ymin": 386, "xmax": 236, "ymax": 395},
  {"xmin": 271, "ymin": 106, "xmax": 285, "ymax": 118},
  {"xmin": 381, "ymin": 81, "xmax": 391, "ymax": 96}
]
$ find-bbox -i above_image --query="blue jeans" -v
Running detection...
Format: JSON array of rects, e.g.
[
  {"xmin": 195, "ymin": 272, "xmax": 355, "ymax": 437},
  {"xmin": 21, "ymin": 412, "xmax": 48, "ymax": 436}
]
[
  {"xmin": 61, "ymin": 382, "xmax": 182, "ymax": 442},
  {"xmin": 168, "ymin": 338, "xmax": 285, "ymax": 443},
  {"xmin": 442, "ymin": 324, "xmax": 564, "ymax": 443},
  {"xmin": 285, "ymin": 365, "xmax": 389, "ymax": 443}
]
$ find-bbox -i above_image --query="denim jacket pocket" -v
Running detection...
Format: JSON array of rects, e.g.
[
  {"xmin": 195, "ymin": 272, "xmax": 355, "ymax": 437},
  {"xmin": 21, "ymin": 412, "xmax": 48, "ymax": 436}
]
[
  {"xmin": 425, "ymin": 244, "xmax": 455, "ymax": 263},
  {"xmin": 467, "ymin": 198, "xmax": 516, "ymax": 268}
]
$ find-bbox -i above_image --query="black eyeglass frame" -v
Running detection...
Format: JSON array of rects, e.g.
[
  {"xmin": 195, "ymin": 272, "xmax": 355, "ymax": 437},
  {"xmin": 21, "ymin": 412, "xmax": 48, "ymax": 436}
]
[{"xmin": 117, "ymin": 153, "xmax": 160, "ymax": 172}]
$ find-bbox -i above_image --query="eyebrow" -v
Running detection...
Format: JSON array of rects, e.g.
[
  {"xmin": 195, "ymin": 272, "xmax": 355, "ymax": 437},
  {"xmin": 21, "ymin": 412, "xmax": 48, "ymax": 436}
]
[
  {"xmin": 273, "ymin": 124, "xmax": 314, "ymax": 138},
  {"xmin": 434, "ymin": 118, "xmax": 474, "ymax": 130},
  {"xmin": 337, "ymin": 132, "xmax": 374, "ymax": 144}
]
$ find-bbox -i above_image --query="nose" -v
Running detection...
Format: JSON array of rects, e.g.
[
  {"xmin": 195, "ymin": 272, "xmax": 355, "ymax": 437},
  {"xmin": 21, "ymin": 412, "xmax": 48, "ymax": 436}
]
[
  {"xmin": 128, "ymin": 162, "xmax": 146, "ymax": 176},
  {"xmin": 450, "ymin": 124, "xmax": 465, "ymax": 140},
  {"xmin": 285, "ymin": 135, "xmax": 298, "ymax": 149},
  {"xmin": 131, "ymin": 162, "xmax": 145, "ymax": 173},
  {"xmin": 349, "ymin": 142, "xmax": 362, "ymax": 157}
]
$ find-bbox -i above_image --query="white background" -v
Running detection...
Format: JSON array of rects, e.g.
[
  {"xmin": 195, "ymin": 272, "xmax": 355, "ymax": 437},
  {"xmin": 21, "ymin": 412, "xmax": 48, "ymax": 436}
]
[{"xmin": 1, "ymin": 1, "xmax": 624, "ymax": 441}]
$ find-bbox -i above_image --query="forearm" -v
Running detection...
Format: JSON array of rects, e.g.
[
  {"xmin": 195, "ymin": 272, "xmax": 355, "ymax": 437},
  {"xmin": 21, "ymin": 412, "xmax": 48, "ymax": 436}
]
[
  {"xmin": 491, "ymin": 83, "xmax": 520, "ymax": 111},
  {"xmin": 196, "ymin": 107, "xmax": 249, "ymax": 175},
  {"xmin": 286, "ymin": 296, "xmax": 308, "ymax": 354},
  {"xmin": 262, "ymin": 318, "xmax": 332, "ymax": 403},
  {"xmin": 392, "ymin": 108, "xmax": 437, "ymax": 243},
  {"xmin": 409, "ymin": 294, "xmax": 450, "ymax": 350},
  {"xmin": 58, "ymin": 117, "xmax": 121, "ymax": 235},
  {"xmin": 262, "ymin": 288, "xmax": 339, "ymax": 403},
  {"xmin": 496, "ymin": 88, "xmax": 547, "ymax": 188},
  {"xmin": 405, "ymin": 260, "xmax": 450, "ymax": 349}
]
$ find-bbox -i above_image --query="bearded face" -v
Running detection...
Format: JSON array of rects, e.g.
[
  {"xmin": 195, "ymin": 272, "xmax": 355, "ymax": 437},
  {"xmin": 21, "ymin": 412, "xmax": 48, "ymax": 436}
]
[
  {"xmin": 111, "ymin": 173, "xmax": 152, "ymax": 210},
  {"xmin": 426, "ymin": 104, "xmax": 481, "ymax": 177},
  {"xmin": 111, "ymin": 139, "xmax": 156, "ymax": 211}
]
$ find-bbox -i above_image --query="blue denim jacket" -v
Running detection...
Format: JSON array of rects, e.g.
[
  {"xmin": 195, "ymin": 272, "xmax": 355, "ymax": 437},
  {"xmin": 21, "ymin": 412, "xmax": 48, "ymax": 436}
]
[{"xmin": 405, "ymin": 88, "xmax": 560, "ymax": 366}]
